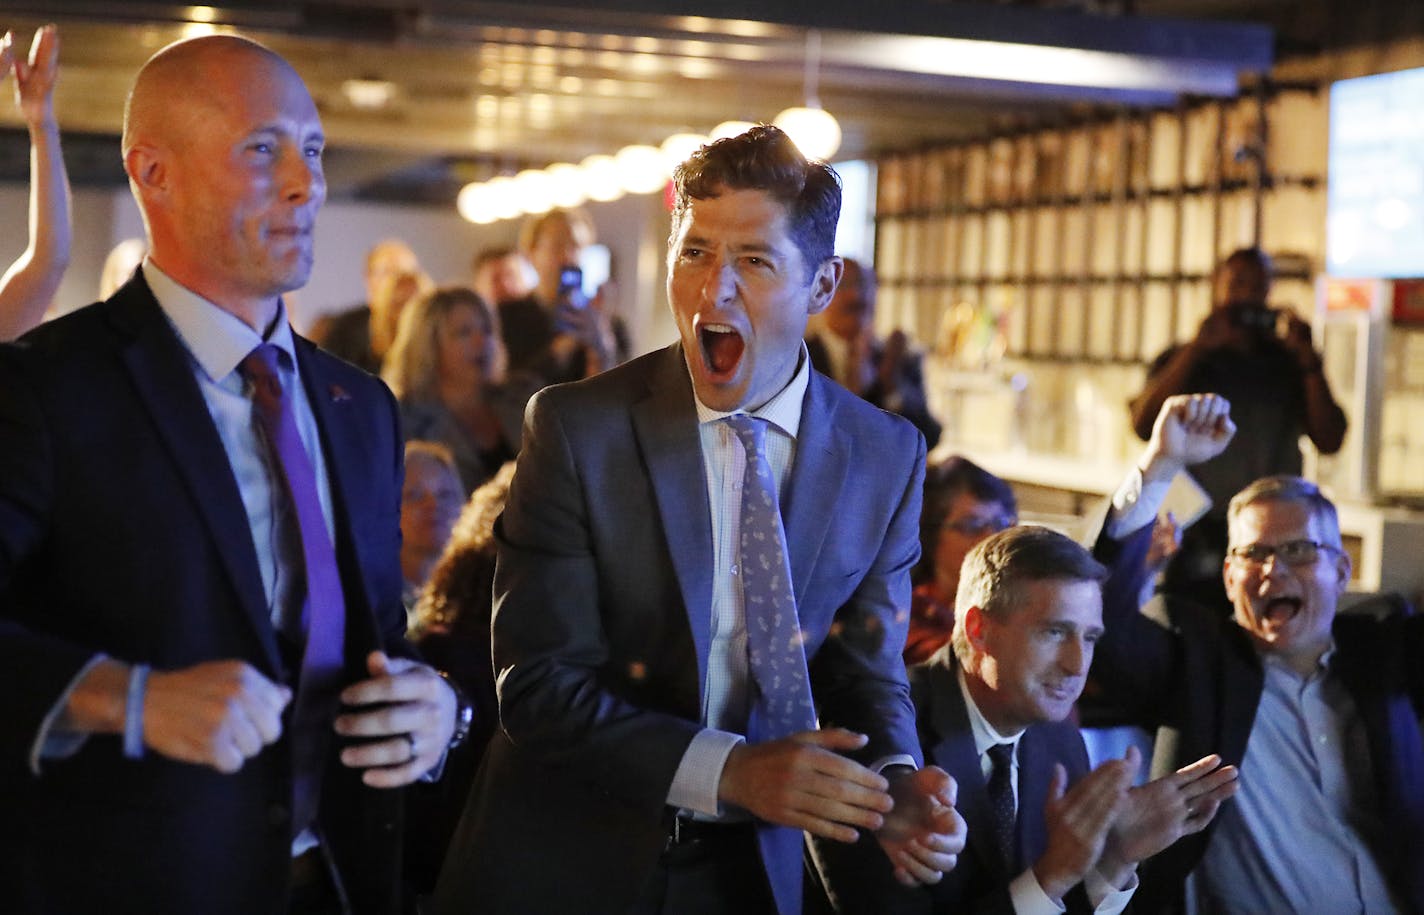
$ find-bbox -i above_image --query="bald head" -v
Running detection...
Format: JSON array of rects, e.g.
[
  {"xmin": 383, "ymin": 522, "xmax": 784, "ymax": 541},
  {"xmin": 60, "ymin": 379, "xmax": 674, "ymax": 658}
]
[
  {"xmin": 123, "ymin": 35, "xmax": 294, "ymax": 157},
  {"xmin": 120, "ymin": 33, "xmax": 326, "ymax": 328}
]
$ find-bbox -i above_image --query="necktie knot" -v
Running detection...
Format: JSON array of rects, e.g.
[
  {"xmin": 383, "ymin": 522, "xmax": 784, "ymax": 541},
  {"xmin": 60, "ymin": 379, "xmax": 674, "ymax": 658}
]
[
  {"xmin": 240, "ymin": 343, "xmax": 286, "ymax": 413},
  {"xmin": 724, "ymin": 413, "xmax": 768, "ymax": 459},
  {"xmin": 987, "ymin": 741, "xmax": 1014, "ymax": 772}
]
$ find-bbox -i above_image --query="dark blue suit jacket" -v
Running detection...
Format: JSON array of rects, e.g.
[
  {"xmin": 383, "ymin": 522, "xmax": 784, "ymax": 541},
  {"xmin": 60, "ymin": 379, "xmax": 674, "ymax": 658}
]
[
  {"xmin": 0, "ymin": 273, "xmax": 411, "ymax": 914},
  {"xmin": 432, "ymin": 342, "xmax": 926, "ymax": 915},
  {"xmin": 1090, "ymin": 523, "xmax": 1424, "ymax": 914},
  {"xmin": 813, "ymin": 648, "xmax": 1094, "ymax": 914}
]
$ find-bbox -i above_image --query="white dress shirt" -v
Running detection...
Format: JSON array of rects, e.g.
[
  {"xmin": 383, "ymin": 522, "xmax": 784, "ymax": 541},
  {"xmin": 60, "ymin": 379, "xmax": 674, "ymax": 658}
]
[{"xmin": 958, "ymin": 671, "xmax": 1136, "ymax": 915}]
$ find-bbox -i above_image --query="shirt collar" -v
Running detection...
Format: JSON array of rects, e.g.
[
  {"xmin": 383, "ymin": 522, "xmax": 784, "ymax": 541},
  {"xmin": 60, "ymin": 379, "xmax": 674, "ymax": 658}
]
[
  {"xmin": 957, "ymin": 667, "xmax": 1025, "ymax": 758},
  {"xmin": 692, "ymin": 343, "xmax": 810, "ymax": 441},
  {"xmin": 142, "ymin": 257, "xmax": 298, "ymax": 384},
  {"xmin": 1260, "ymin": 637, "xmax": 1338, "ymax": 679}
]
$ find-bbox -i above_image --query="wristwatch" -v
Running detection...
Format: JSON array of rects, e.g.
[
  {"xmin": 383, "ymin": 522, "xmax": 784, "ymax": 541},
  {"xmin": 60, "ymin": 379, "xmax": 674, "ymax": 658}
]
[{"xmin": 439, "ymin": 671, "xmax": 475, "ymax": 749}]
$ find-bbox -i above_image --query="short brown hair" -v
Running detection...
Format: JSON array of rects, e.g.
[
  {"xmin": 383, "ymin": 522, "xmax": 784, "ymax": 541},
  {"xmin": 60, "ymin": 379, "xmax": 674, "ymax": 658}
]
[
  {"xmin": 670, "ymin": 124, "xmax": 841, "ymax": 275},
  {"xmin": 951, "ymin": 526, "xmax": 1106, "ymax": 665}
]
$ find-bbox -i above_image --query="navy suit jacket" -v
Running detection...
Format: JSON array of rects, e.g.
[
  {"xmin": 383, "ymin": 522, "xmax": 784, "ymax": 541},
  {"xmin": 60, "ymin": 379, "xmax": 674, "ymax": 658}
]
[
  {"xmin": 432, "ymin": 343, "xmax": 926, "ymax": 915},
  {"xmin": 806, "ymin": 332, "xmax": 942, "ymax": 449},
  {"xmin": 0, "ymin": 274, "xmax": 411, "ymax": 914},
  {"xmin": 1090, "ymin": 523, "xmax": 1424, "ymax": 914},
  {"xmin": 813, "ymin": 648, "xmax": 1094, "ymax": 914}
]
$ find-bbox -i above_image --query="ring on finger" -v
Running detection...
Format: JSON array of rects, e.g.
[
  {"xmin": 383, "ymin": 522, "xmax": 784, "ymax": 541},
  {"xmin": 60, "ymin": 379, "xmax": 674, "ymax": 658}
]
[{"xmin": 406, "ymin": 733, "xmax": 418, "ymax": 762}]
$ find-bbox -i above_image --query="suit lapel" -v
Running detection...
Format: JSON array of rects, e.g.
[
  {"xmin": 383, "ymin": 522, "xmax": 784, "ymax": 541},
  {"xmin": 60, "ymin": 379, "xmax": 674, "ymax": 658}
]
[
  {"xmin": 782, "ymin": 372, "xmax": 848, "ymax": 608},
  {"xmin": 111, "ymin": 276, "xmax": 282, "ymax": 673},
  {"xmin": 1016, "ymin": 729, "xmax": 1055, "ymax": 866},
  {"xmin": 1218, "ymin": 625, "xmax": 1265, "ymax": 764},
  {"xmin": 293, "ymin": 338, "xmax": 381, "ymax": 657},
  {"xmin": 631, "ymin": 345, "xmax": 715, "ymax": 698},
  {"xmin": 924, "ymin": 660, "xmax": 1013, "ymax": 878}
]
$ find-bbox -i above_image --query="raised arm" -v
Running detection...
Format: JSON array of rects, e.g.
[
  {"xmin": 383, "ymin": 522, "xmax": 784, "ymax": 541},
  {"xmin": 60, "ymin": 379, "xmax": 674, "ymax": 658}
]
[
  {"xmin": 1092, "ymin": 394, "xmax": 1235, "ymax": 710},
  {"xmin": 0, "ymin": 25, "xmax": 71, "ymax": 341}
]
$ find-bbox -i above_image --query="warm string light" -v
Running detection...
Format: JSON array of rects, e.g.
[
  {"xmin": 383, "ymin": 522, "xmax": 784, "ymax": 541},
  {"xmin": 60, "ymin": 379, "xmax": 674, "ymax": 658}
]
[
  {"xmin": 774, "ymin": 30, "xmax": 842, "ymax": 161},
  {"xmin": 456, "ymin": 32, "xmax": 842, "ymax": 226}
]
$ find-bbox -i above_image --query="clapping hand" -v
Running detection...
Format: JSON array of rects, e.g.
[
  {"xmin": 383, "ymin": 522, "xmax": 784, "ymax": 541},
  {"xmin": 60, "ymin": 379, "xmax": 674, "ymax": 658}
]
[
  {"xmin": 1097, "ymin": 753, "xmax": 1239, "ymax": 885},
  {"xmin": 876, "ymin": 765, "xmax": 966, "ymax": 887}
]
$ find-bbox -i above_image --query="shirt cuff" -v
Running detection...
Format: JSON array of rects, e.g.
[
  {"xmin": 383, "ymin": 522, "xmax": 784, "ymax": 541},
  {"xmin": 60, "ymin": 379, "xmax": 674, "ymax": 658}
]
[
  {"xmin": 30, "ymin": 654, "xmax": 107, "ymax": 775},
  {"xmin": 667, "ymin": 728, "xmax": 744, "ymax": 816},
  {"xmin": 1085, "ymin": 866, "xmax": 1137, "ymax": 914},
  {"xmin": 420, "ymin": 748, "xmax": 450, "ymax": 783},
  {"xmin": 1105, "ymin": 466, "xmax": 1171, "ymax": 539},
  {"xmin": 1009, "ymin": 869, "xmax": 1067, "ymax": 915},
  {"xmin": 871, "ymin": 754, "xmax": 918, "ymax": 774}
]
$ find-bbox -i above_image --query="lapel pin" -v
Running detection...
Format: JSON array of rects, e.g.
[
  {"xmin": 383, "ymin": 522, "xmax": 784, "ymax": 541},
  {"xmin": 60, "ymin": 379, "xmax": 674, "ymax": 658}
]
[{"xmin": 328, "ymin": 384, "xmax": 352, "ymax": 403}]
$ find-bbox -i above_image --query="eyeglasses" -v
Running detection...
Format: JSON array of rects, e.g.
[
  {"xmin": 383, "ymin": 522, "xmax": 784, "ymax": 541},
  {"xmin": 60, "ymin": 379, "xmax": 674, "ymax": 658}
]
[
  {"xmin": 1229, "ymin": 539, "xmax": 1339, "ymax": 567},
  {"xmin": 942, "ymin": 515, "xmax": 1014, "ymax": 537}
]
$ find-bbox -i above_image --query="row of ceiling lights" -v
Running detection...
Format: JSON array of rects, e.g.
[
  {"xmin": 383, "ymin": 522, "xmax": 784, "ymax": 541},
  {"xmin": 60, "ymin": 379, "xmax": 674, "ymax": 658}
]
[{"xmin": 455, "ymin": 105, "xmax": 841, "ymax": 224}]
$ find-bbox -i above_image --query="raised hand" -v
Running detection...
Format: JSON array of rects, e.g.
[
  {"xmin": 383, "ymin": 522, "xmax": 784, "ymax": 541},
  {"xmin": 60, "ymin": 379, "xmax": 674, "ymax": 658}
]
[
  {"xmin": 1142, "ymin": 393, "xmax": 1237, "ymax": 483},
  {"xmin": 1277, "ymin": 311, "xmax": 1321, "ymax": 371},
  {"xmin": 12, "ymin": 24, "xmax": 59, "ymax": 130}
]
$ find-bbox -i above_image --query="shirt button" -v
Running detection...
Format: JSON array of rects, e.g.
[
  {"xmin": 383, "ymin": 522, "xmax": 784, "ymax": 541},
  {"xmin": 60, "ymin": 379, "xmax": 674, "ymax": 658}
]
[{"xmin": 730, "ymin": 565, "xmax": 739, "ymax": 576}]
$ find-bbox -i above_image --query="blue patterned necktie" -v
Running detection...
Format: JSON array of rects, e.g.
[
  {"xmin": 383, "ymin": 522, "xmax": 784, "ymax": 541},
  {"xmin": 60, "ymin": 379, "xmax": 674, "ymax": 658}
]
[
  {"xmin": 724, "ymin": 414, "xmax": 815, "ymax": 739},
  {"xmin": 724, "ymin": 414, "xmax": 814, "ymax": 915},
  {"xmin": 240, "ymin": 343, "xmax": 347, "ymax": 839},
  {"xmin": 986, "ymin": 741, "xmax": 1018, "ymax": 870}
]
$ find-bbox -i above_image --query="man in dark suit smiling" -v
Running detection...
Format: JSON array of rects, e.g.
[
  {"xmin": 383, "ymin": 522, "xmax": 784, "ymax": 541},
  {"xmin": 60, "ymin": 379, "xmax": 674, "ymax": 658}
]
[{"xmin": 816, "ymin": 525, "xmax": 1237, "ymax": 914}]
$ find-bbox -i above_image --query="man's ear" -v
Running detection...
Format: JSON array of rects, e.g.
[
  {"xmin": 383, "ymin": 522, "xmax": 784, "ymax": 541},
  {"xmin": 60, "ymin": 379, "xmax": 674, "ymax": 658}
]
[
  {"xmin": 806, "ymin": 256, "xmax": 843, "ymax": 316},
  {"xmin": 963, "ymin": 604, "xmax": 989, "ymax": 651},
  {"xmin": 125, "ymin": 144, "xmax": 167, "ymax": 197}
]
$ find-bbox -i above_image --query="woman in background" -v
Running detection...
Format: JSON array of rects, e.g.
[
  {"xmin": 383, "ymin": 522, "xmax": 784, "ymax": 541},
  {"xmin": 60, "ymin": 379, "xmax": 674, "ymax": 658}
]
[
  {"xmin": 383, "ymin": 286, "xmax": 538, "ymax": 493},
  {"xmin": 905, "ymin": 455, "xmax": 1018, "ymax": 664},
  {"xmin": 398, "ymin": 441, "xmax": 464, "ymax": 624}
]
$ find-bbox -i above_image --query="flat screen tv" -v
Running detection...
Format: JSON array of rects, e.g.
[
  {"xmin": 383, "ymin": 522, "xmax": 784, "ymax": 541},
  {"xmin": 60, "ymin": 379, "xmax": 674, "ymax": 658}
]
[{"xmin": 1327, "ymin": 65, "xmax": 1424, "ymax": 278}]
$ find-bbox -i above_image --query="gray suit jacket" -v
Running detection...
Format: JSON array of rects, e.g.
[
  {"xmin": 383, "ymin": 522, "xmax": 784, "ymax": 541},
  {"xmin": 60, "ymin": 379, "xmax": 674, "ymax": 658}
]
[{"xmin": 432, "ymin": 343, "xmax": 926, "ymax": 914}]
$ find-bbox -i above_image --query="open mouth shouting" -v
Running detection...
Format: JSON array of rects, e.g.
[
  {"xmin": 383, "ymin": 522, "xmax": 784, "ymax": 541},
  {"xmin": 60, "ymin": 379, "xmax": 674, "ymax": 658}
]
[
  {"xmin": 1257, "ymin": 595, "xmax": 1303, "ymax": 631},
  {"xmin": 697, "ymin": 319, "xmax": 745, "ymax": 381}
]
